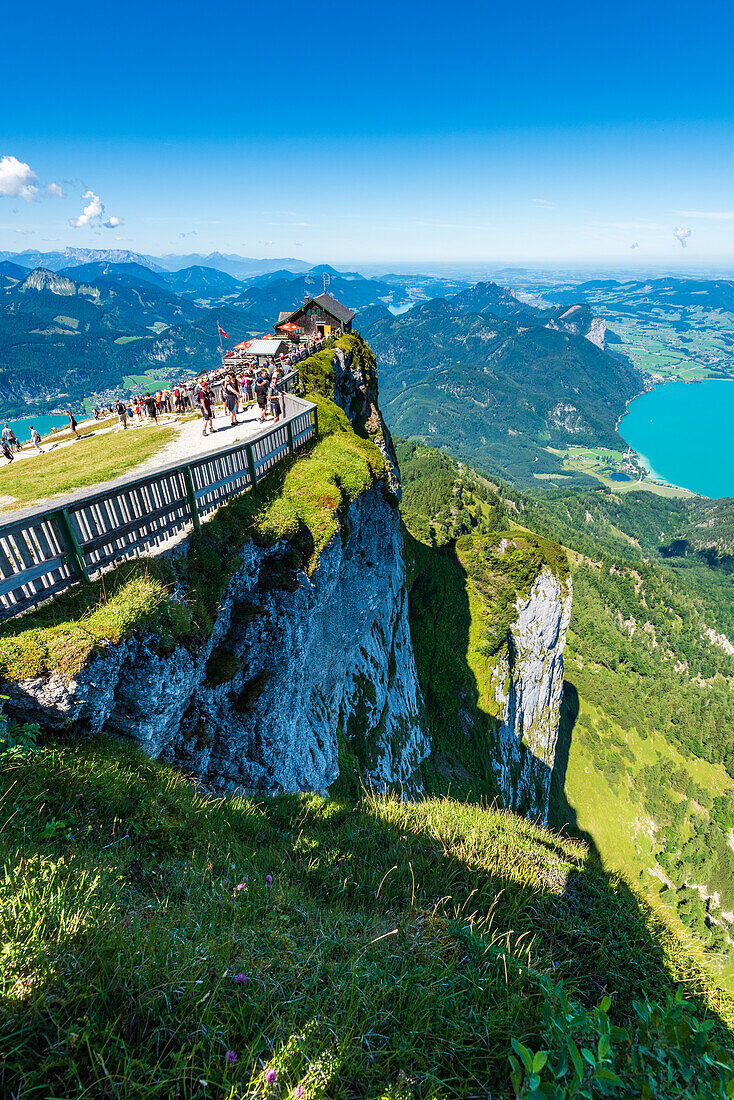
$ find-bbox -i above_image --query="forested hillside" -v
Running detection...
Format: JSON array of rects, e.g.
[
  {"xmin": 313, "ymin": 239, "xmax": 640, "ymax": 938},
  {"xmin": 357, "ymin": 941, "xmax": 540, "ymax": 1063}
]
[
  {"xmin": 362, "ymin": 298, "xmax": 641, "ymax": 485},
  {"xmin": 396, "ymin": 440, "xmax": 734, "ymax": 986}
]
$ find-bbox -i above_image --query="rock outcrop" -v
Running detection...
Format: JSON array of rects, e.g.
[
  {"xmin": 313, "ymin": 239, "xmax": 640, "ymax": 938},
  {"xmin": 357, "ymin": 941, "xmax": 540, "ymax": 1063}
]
[
  {"xmin": 10, "ymin": 482, "xmax": 427, "ymax": 794},
  {"xmin": 490, "ymin": 567, "xmax": 572, "ymax": 822},
  {"xmin": 4, "ymin": 335, "xmax": 572, "ymax": 815},
  {"xmin": 585, "ymin": 316, "xmax": 606, "ymax": 351}
]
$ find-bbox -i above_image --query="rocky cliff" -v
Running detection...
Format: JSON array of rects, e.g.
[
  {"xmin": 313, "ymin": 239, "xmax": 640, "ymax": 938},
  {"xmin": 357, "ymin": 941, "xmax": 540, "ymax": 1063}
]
[
  {"xmin": 490, "ymin": 566, "xmax": 572, "ymax": 821},
  {"xmin": 3, "ymin": 335, "xmax": 572, "ymax": 815},
  {"xmin": 13, "ymin": 480, "xmax": 427, "ymax": 794}
]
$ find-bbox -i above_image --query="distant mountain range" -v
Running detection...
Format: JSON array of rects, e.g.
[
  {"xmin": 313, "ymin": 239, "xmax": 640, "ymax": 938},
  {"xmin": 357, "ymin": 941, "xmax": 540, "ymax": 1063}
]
[
  {"xmin": 0, "ymin": 247, "xmax": 313, "ymax": 279},
  {"xmin": 0, "ymin": 248, "xmax": 167, "ymax": 273},
  {"xmin": 155, "ymin": 252, "xmax": 313, "ymax": 278},
  {"xmin": 234, "ymin": 265, "xmax": 403, "ymax": 315},
  {"xmin": 0, "ymin": 255, "xmax": 643, "ymax": 468}
]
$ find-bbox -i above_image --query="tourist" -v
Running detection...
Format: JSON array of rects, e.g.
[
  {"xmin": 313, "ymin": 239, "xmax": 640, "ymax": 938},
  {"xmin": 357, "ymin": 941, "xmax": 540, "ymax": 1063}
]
[
  {"xmin": 223, "ymin": 374, "xmax": 240, "ymax": 426},
  {"xmin": 115, "ymin": 398, "xmax": 128, "ymax": 430},
  {"xmin": 66, "ymin": 410, "xmax": 80, "ymax": 440},
  {"xmin": 29, "ymin": 426, "xmax": 44, "ymax": 453},
  {"xmin": 268, "ymin": 374, "xmax": 283, "ymax": 424},
  {"xmin": 243, "ymin": 371, "xmax": 255, "ymax": 403},
  {"xmin": 197, "ymin": 378, "xmax": 215, "ymax": 436},
  {"xmin": 254, "ymin": 374, "xmax": 270, "ymax": 422},
  {"xmin": 1, "ymin": 424, "xmax": 19, "ymax": 452},
  {"xmin": 143, "ymin": 392, "xmax": 159, "ymax": 424}
]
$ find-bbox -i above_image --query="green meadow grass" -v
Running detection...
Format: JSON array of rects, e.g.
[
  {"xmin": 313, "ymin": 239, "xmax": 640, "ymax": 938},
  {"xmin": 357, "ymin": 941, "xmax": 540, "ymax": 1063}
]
[
  {"xmin": 0, "ymin": 424, "xmax": 173, "ymax": 510},
  {"xmin": 1, "ymin": 737, "xmax": 732, "ymax": 1098}
]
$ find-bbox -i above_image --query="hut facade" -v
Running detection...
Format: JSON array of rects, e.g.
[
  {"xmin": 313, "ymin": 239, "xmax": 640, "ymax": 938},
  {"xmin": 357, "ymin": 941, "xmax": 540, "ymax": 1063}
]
[{"xmin": 274, "ymin": 292, "xmax": 355, "ymax": 338}]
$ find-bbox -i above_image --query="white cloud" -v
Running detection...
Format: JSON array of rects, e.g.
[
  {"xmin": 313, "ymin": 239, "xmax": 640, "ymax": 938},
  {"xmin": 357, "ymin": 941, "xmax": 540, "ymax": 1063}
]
[
  {"xmin": 673, "ymin": 226, "xmax": 692, "ymax": 248},
  {"xmin": 532, "ymin": 198, "xmax": 555, "ymax": 208},
  {"xmin": 14, "ymin": 228, "xmax": 34, "ymax": 235},
  {"xmin": 103, "ymin": 215, "xmax": 123, "ymax": 228},
  {"xmin": 676, "ymin": 210, "xmax": 734, "ymax": 221},
  {"xmin": 0, "ymin": 155, "xmax": 38, "ymax": 201},
  {"xmin": 46, "ymin": 182, "xmax": 65, "ymax": 198},
  {"xmin": 69, "ymin": 190, "xmax": 104, "ymax": 228}
]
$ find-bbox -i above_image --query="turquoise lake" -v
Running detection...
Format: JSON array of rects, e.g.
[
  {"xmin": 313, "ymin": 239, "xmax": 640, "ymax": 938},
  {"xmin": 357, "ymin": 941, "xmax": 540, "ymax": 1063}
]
[
  {"xmin": 619, "ymin": 380, "xmax": 734, "ymax": 499},
  {"xmin": 1, "ymin": 413, "xmax": 70, "ymax": 441}
]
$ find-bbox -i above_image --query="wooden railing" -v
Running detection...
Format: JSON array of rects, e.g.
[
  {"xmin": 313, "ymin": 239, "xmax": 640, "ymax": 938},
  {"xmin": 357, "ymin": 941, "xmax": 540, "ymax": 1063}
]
[{"xmin": 0, "ymin": 389, "xmax": 318, "ymax": 620}]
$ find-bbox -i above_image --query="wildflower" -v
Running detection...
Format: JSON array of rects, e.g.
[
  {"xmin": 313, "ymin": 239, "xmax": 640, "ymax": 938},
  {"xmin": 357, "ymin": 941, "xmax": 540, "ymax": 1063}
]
[
  {"xmin": 234, "ymin": 972, "xmax": 248, "ymax": 985},
  {"xmin": 226, "ymin": 1051, "xmax": 238, "ymax": 1067},
  {"xmin": 294, "ymin": 1087, "xmax": 305, "ymax": 1098},
  {"xmin": 264, "ymin": 1067, "xmax": 278, "ymax": 1084},
  {"xmin": 236, "ymin": 879, "xmax": 247, "ymax": 892},
  {"xmin": 265, "ymin": 874, "xmax": 273, "ymax": 888}
]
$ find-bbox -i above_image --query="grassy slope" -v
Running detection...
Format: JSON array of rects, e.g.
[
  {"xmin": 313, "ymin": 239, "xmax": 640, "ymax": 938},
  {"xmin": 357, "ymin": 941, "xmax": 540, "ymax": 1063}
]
[
  {"xmin": 395, "ymin": 440, "xmax": 734, "ymax": 993},
  {"xmin": 551, "ymin": 685, "xmax": 734, "ymax": 992},
  {"xmin": 1, "ymin": 739, "xmax": 732, "ymax": 1099},
  {"xmin": 0, "ymin": 423, "xmax": 173, "ymax": 510}
]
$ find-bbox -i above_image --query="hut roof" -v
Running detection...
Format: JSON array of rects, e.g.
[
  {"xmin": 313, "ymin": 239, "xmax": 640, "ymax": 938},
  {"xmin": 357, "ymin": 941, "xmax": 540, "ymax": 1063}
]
[{"xmin": 276, "ymin": 292, "xmax": 355, "ymax": 328}]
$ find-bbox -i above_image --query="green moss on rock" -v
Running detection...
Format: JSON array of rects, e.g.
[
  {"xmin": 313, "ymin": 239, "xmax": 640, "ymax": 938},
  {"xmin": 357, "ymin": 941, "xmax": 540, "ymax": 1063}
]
[{"xmin": 0, "ymin": 388, "xmax": 386, "ymax": 686}]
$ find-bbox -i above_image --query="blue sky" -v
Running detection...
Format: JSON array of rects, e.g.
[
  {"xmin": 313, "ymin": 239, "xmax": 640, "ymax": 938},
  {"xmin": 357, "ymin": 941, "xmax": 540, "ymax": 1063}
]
[{"xmin": 2, "ymin": 0, "xmax": 734, "ymax": 264}]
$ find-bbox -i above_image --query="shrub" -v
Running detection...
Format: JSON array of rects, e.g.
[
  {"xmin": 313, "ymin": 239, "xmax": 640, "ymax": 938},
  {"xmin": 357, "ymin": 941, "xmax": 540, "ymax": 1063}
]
[{"xmin": 509, "ymin": 981, "xmax": 734, "ymax": 1098}]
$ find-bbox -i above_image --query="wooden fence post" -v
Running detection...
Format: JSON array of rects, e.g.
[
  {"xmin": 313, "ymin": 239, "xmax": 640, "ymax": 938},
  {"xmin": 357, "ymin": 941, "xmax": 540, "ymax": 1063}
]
[
  {"xmin": 245, "ymin": 444, "xmax": 258, "ymax": 487},
  {"xmin": 286, "ymin": 419, "xmax": 294, "ymax": 453},
  {"xmin": 313, "ymin": 405, "xmax": 319, "ymax": 437},
  {"xmin": 53, "ymin": 507, "xmax": 90, "ymax": 583},
  {"xmin": 182, "ymin": 466, "xmax": 201, "ymax": 534}
]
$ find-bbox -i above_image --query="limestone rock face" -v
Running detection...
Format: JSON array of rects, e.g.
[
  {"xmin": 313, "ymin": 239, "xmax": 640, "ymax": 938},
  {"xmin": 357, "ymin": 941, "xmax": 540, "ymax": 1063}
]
[
  {"xmin": 585, "ymin": 317, "xmax": 607, "ymax": 351},
  {"xmin": 491, "ymin": 567, "xmax": 572, "ymax": 822},
  {"xmin": 8, "ymin": 484, "xmax": 429, "ymax": 795}
]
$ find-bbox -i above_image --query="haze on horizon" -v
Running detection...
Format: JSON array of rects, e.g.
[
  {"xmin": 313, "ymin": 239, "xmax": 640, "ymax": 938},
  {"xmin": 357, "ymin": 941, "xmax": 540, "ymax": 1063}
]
[{"xmin": 2, "ymin": 0, "xmax": 733, "ymax": 267}]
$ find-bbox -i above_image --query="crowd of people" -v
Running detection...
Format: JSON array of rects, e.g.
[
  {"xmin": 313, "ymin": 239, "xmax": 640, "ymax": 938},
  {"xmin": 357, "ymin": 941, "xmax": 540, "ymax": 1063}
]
[{"xmin": 0, "ymin": 329, "xmax": 337, "ymax": 464}]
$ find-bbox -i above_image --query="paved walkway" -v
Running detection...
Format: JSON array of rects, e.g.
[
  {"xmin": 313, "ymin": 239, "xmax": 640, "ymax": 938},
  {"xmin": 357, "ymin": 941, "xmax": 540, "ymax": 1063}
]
[
  {"xmin": 134, "ymin": 402, "xmax": 277, "ymax": 473},
  {"xmin": 4, "ymin": 403, "xmax": 277, "ymax": 471}
]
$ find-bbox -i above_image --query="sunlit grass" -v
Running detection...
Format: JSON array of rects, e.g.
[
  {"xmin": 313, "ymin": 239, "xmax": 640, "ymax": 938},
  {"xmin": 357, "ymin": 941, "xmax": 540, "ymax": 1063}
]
[
  {"xmin": 0, "ymin": 738, "xmax": 731, "ymax": 1098},
  {"xmin": 0, "ymin": 423, "xmax": 173, "ymax": 510}
]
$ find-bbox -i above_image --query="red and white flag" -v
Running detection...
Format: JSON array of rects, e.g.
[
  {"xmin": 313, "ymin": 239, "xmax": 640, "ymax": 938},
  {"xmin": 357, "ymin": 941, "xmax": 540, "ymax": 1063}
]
[{"xmin": 218, "ymin": 322, "xmax": 228, "ymax": 339}]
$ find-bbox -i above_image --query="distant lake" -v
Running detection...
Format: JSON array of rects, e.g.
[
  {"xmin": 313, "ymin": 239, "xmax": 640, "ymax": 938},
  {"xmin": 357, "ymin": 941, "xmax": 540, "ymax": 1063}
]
[
  {"xmin": 1, "ymin": 413, "xmax": 70, "ymax": 441},
  {"xmin": 620, "ymin": 380, "xmax": 734, "ymax": 499}
]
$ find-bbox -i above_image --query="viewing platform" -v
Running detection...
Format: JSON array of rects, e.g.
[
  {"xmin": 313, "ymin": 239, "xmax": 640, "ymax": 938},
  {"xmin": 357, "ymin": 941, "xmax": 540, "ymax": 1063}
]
[
  {"xmin": 0, "ymin": 291, "xmax": 358, "ymax": 620},
  {"xmin": 0, "ymin": 386, "xmax": 317, "ymax": 619}
]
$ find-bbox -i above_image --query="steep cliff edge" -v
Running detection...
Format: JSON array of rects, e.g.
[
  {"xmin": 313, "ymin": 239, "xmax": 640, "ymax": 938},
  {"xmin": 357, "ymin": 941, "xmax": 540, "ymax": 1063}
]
[
  {"xmin": 406, "ymin": 526, "xmax": 571, "ymax": 820},
  {"xmin": 2, "ymin": 335, "xmax": 427, "ymax": 793},
  {"xmin": 1, "ymin": 337, "xmax": 571, "ymax": 815},
  {"xmin": 397, "ymin": 441, "xmax": 572, "ymax": 819},
  {"xmin": 490, "ymin": 564, "xmax": 572, "ymax": 820},
  {"xmin": 9, "ymin": 479, "xmax": 426, "ymax": 793}
]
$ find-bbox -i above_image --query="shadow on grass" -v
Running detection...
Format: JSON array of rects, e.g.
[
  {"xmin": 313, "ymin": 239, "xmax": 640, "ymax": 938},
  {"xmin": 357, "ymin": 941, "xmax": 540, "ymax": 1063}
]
[
  {"xmin": 1, "ymin": 521, "xmax": 733, "ymax": 1093},
  {"xmin": 1, "ymin": 739, "xmax": 732, "ymax": 1099},
  {"xmin": 400, "ymin": 524, "xmax": 733, "ymax": 1013},
  {"xmin": 2, "ymin": 701, "xmax": 734, "ymax": 1100}
]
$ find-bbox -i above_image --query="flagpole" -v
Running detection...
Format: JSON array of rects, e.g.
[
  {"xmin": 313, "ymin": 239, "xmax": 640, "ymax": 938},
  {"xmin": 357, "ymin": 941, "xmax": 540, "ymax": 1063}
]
[{"xmin": 217, "ymin": 319, "xmax": 223, "ymax": 361}]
